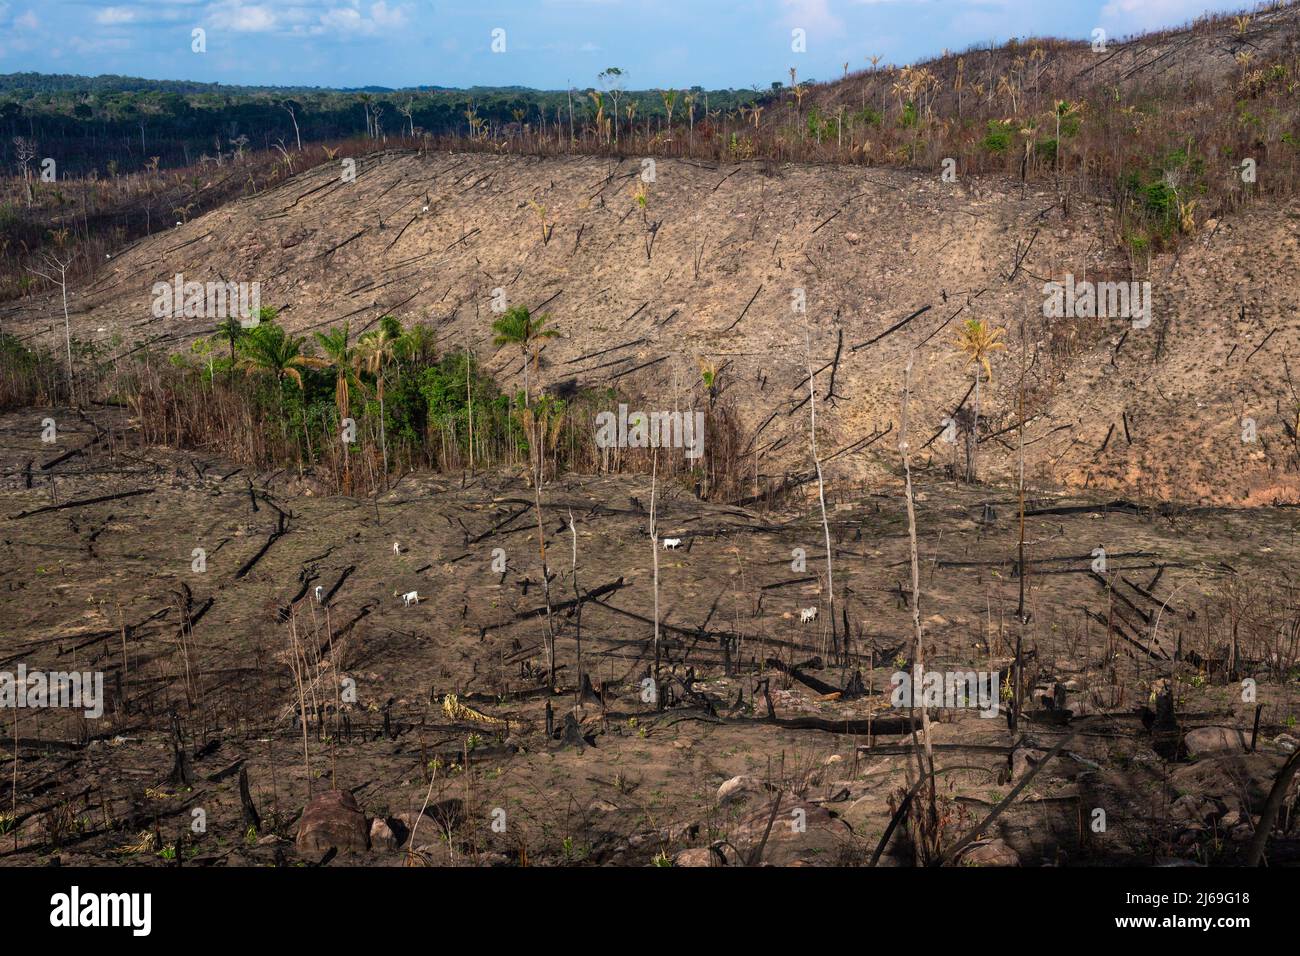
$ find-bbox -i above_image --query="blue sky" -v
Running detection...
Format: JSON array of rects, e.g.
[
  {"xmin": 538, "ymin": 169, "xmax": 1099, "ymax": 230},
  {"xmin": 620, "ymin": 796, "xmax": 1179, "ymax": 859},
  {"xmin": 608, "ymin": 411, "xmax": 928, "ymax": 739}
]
[{"xmin": 0, "ymin": 0, "xmax": 1260, "ymax": 89}]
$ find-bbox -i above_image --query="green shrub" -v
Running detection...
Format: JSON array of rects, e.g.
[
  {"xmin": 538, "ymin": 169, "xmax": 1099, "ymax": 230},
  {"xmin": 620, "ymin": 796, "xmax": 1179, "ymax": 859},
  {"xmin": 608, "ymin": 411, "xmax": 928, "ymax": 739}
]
[
  {"xmin": 853, "ymin": 107, "xmax": 883, "ymax": 128},
  {"xmin": 980, "ymin": 120, "xmax": 1013, "ymax": 152}
]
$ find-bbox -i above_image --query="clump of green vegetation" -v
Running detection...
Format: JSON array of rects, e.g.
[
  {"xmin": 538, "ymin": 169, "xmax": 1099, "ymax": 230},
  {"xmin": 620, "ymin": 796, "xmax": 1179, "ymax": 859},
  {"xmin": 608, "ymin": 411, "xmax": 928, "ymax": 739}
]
[
  {"xmin": 980, "ymin": 119, "xmax": 1014, "ymax": 153},
  {"xmin": 854, "ymin": 106, "xmax": 883, "ymax": 128}
]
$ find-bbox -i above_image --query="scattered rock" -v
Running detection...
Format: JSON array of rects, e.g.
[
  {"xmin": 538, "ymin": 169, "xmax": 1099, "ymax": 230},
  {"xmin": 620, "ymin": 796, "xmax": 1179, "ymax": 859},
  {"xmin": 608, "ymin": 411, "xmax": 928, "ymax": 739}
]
[
  {"xmin": 960, "ymin": 839, "xmax": 1020, "ymax": 867},
  {"xmin": 296, "ymin": 790, "xmax": 369, "ymax": 855},
  {"xmin": 674, "ymin": 847, "xmax": 724, "ymax": 867},
  {"xmin": 1170, "ymin": 794, "xmax": 1223, "ymax": 825},
  {"xmin": 1184, "ymin": 726, "xmax": 1246, "ymax": 757},
  {"xmin": 732, "ymin": 795, "xmax": 852, "ymax": 866},
  {"xmin": 369, "ymin": 817, "xmax": 400, "ymax": 850},
  {"xmin": 717, "ymin": 774, "xmax": 758, "ymax": 805},
  {"xmin": 393, "ymin": 798, "xmax": 465, "ymax": 839},
  {"xmin": 663, "ymin": 821, "xmax": 701, "ymax": 843}
]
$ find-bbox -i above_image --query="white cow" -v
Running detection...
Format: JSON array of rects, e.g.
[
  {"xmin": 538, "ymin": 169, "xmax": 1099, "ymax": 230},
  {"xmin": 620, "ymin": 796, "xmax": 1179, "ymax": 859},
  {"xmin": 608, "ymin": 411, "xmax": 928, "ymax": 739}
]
[
  {"xmin": 799, "ymin": 607, "xmax": 818, "ymax": 624},
  {"xmin": 392, "ymin": 541, "xmax": 401, "ymax": 556},
  {"xmin": 314, "ymin": 585, "xmax": 324, "ymax": 604},
  {"xmin": 396, "ymin": 590, "xmax": 420, "ymax": 607},
  {"xmin": 662, "ymin": 538, "xmax": 682, "ymax": 550}
]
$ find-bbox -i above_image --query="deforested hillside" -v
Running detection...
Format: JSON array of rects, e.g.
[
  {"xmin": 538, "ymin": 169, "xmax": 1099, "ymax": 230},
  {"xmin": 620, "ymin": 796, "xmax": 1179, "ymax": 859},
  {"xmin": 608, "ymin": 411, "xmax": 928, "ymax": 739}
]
[
  {"xmin": 4, "ymin": 147, "xmax": 1298, "ymax": 505},
  {"xmin": 7, "ymin": 0, "xmax": 1300, "ymax": 885}
]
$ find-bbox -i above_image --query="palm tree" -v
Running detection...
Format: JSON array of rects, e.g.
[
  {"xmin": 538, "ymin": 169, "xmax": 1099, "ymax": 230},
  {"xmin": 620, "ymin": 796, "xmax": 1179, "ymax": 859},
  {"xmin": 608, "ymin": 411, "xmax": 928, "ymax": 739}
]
[
  {"xmin": 214, "ymin": 318, "xmax": 246, "ymax": 377},
  {"xmin": 659, "ymin": 89, "xmax": 678, "ymax": 129},
  {"xmin": 237, "ymin": 322, "xmax": 312, "ymax": 446},
  {"xmin": 238, "ymin": 321, "xmax": 311, "ymax": 389},
  {"xmin": 354, "ymin": 316, "xmax": 402, "ymax": 483},
  {"xmin": 313, "ymin": 323, "xmax": 359, "ymax": 491},
  {"xmin": 954, "ymin": 318, "xmax": 1006, "ymax": 482},
  {"xmin": 397, "ymin": 321, "xmax": 438, "ymax": 366},
  {"xmin": 215, "ymin": 306, "xmax": 276, "ymax": 377},
  {"xmin": 492, "ymin": 306, "xmax": 557, "ymax": 407}
]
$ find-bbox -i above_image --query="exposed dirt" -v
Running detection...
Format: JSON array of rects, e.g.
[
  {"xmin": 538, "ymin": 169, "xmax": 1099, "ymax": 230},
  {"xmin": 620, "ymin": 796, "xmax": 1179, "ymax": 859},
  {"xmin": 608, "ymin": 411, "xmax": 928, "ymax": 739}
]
[
  {"xmin": 3, "ymin": 147, "xmax": 1298, "ymax": 506},
  {"xmin": 1, "ymin": 407, "xmax": 1297, "ymax": 866}
]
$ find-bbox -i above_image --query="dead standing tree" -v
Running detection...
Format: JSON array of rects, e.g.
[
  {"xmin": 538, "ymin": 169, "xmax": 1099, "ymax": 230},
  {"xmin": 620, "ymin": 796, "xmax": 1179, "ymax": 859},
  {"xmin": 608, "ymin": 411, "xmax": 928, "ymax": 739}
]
[
  {"xmin": 649, "ymin": 448, "xmax": 662, "ymax": 683},
  {"xmin": 28, "ymin": 252, "xmax": 78, "ymax": 404},
  {"xmin": 900, "ymin": 352, "xmax": 939, "ymax": 863},
  {"xmin": 802, "ymin": 313, "xmax": 836, "ymax": 658},
  {"xmin": 954, "ymin": 318, "xmax": 1006, "ymax": 482},
  {"xmin": 522, "ymin": 407, "xmax": 559, "ymax": 693},
  {"xmin": 567, "ymin": 508, "xmax": 587, "ymax": 705},
  {"xmin": 13, "ymin": 136, "xmax": 35, "ymax": 205}
]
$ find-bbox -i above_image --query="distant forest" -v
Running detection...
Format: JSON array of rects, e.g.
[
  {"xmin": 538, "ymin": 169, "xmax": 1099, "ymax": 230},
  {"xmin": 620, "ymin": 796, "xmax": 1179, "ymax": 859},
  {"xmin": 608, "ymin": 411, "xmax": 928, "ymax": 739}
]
[{"xmin": 0, "ymin": 72, "xmax": 775, "ymax": 176}]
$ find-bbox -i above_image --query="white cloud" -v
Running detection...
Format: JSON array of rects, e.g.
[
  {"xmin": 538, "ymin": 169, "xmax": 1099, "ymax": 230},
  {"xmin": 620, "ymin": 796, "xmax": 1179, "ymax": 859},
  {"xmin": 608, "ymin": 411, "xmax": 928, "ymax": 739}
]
[
  {"xmin": 314, "ymin": 1, "xmax": 407, "ymax": 35},
  {"xmin": 208, "ymin": 0, "xmax": 279, "ymax": 32},
  {"xmin": 780, "ymin": 0, "xmax": 844, "ymax": 36},
  {"xmin": 95, "ymin": 6, "xmax": 138, "ymax": 25},
  {"xmin": 202, "ymin": 0, "xmax": 412, "ymax": 37}
]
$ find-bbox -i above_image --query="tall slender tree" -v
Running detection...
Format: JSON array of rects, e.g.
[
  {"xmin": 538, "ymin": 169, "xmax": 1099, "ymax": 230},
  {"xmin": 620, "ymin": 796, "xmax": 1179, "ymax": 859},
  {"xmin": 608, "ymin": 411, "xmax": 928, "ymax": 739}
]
[
  {"xmin": 492, "ymin": 306, "xmax": 557, "ymax": 408},
  {"xmin": 313, "ymin": 323, "xmax": 359, "ymax": 491},
  {"xmin": 355, "ymin": 316, "xmax": 402, "ymax": 484},
  {"xmin": 954, "ymin": 318, "xmax": 1006, "ymax": 482}
]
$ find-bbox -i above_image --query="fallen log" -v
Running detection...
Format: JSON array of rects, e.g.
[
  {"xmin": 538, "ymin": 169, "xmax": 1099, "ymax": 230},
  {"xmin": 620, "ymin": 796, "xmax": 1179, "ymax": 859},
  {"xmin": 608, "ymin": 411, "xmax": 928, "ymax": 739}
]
[
  {"xmin": 851, "ymin": 305, "xmax": 933, "ymax": 352},
  {"xmin": 315, "ymin": 228, "xmax": 367, "ymax": 259},
  {"xmin": 482, "ymin": 577, "xmax": 627, "ymax": 630},
  {"xmin": 721, "ymin": 285, "xmax": 763, "ymax": 333},
  {"xmin": 938, "ymin": 730, "xmax": 1076, "ymax": 866},
  {"xmin": 235, "ymin": 512, "xmax": 288, "ymax": 580},
  {"xmin": 763, "ymin": 657, "xmax": 842, "ymax": 697},
  {"xmin": 8, "ymin": 487, "xmax": 151, "ymax": 519},
  {"xmin": 1088, "ymin": 570, "xmax": 1153, "ymax": 625}
]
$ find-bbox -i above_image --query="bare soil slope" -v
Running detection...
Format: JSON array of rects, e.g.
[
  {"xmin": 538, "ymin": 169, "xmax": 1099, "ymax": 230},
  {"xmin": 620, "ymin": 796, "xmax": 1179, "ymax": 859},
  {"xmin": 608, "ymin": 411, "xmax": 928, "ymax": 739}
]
[{"xmin": 5, "ymin": 149, "xmax": 1298, "ymax": 504}]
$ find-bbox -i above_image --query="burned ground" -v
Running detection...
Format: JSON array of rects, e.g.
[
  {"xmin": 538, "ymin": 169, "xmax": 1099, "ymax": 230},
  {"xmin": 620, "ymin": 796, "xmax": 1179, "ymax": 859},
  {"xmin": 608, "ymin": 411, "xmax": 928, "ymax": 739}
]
[{"xmin": 1, "ymin": 406, "xmax": 1297, "ymax": 866}]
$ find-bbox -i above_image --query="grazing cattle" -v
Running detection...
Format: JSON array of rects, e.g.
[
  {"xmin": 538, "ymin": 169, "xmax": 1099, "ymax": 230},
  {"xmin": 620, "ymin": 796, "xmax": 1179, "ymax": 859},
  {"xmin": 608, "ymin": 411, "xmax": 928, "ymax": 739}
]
[
  {"xmin": 799, "ymin": 607, "xmax": 818, "ymax": 624},
  {"xmin": 314, "ymin": 585, "xmax": 324, "ymax": 604},
  {"xmin": 662, "ymin": 538, "xmax": 682, "ymax": 550},
  {"xmin": 392, "ymin": 541, "xmax": 401, "ymax": 555},
  {"xmin": 395, "ymin": 590, "xmax": 420, "ymax": 607}
]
